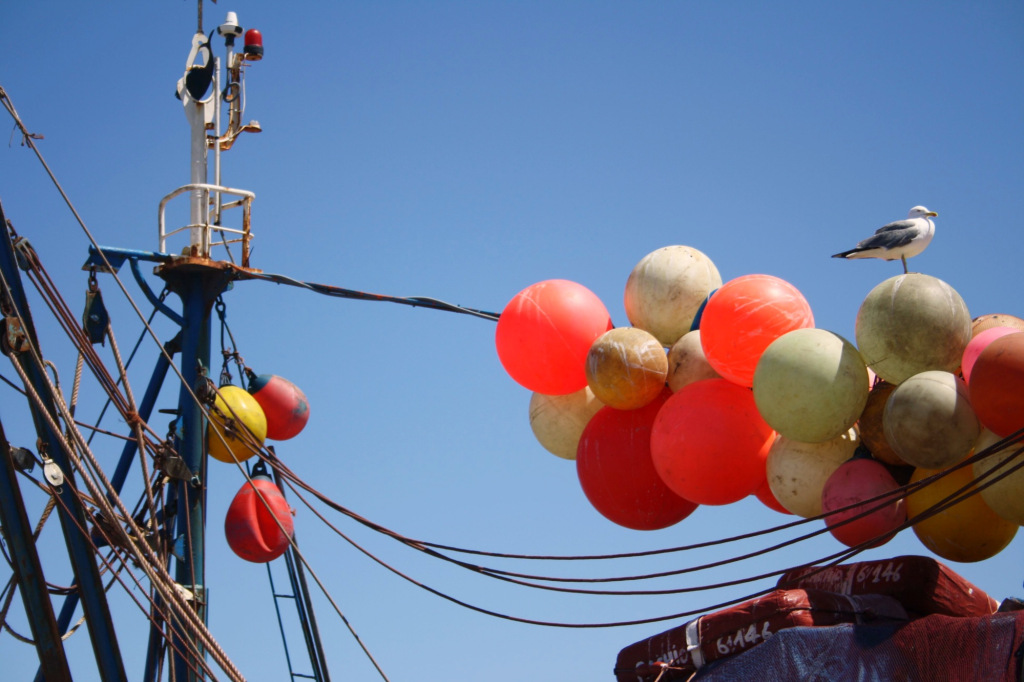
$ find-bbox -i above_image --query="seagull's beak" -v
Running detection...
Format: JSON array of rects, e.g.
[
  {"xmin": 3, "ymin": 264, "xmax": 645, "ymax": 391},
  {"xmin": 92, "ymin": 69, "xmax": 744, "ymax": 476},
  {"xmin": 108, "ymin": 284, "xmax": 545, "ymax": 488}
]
[{"xmin": 926, "ymin": 212, "xmax": 938, "ymax": 217}]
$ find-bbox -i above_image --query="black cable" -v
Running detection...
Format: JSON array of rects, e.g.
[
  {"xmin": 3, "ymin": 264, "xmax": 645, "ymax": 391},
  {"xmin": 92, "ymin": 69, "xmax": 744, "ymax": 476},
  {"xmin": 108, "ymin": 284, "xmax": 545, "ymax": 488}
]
[{"xmin": 238, "ymin": 268, "xmax": 501, "ymax": 321}]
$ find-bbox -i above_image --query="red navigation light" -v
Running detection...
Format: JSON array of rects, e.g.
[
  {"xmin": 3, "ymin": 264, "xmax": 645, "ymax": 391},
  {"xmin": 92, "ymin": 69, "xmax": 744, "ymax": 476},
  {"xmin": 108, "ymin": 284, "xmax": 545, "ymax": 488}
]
[{"xmin": 244, "ymin": 29, "xmax": 264, "ymax": 61}]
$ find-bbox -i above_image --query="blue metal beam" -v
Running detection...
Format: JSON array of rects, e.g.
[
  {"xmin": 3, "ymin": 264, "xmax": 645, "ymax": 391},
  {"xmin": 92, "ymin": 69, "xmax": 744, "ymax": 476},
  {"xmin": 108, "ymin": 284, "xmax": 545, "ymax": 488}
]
[
  {"xmin": 0, "ymin": 221, "xmax": 127, "ymax": 681},
  {"xmin": 0, "ymin": 417, "xmax": 72, "ymax": 681}
]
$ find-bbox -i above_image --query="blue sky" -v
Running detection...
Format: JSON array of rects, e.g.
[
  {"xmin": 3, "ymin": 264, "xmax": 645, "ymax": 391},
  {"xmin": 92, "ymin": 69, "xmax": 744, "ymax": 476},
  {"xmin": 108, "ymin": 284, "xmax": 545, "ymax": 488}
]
[{"xmin": 2, "ymin": 1, "xmax": 1023, "ymax": 680}]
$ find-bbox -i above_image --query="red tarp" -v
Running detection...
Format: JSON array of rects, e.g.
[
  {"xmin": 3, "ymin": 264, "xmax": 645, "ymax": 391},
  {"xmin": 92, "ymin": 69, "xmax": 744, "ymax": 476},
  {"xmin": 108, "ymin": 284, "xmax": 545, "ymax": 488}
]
[{"xmin": 615, "ymin": 556, "xmax": 1016, "ymax": 682}]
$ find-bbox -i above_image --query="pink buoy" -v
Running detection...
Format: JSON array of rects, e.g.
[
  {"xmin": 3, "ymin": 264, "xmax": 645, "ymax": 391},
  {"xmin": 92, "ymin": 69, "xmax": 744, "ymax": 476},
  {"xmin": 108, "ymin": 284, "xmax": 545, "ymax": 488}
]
[
  {"xmin": 821, "ymin": 456, "xmax": 905, "ymax": 549},
  {"xmin": 224, "ymin": 474, "xmax": 294, "ymax": 563},
  {"xmin": 248, "ymin": 374, "xmax": 310, "ymax": 441}
]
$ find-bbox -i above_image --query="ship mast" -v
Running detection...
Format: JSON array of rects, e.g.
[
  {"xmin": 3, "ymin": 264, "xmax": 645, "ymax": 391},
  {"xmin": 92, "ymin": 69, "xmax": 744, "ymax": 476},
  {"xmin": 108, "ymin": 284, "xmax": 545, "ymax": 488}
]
[{"xmin": 157, "ymin": 9, "xmax": 263, "ymax": 681}]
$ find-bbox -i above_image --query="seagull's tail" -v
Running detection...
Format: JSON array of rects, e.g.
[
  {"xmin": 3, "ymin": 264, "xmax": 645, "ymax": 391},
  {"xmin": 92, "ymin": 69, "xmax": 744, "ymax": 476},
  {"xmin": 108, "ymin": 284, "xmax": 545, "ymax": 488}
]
[{"xmin": 832, "ymin": 249, "xmax": 861, "ymax": 259}]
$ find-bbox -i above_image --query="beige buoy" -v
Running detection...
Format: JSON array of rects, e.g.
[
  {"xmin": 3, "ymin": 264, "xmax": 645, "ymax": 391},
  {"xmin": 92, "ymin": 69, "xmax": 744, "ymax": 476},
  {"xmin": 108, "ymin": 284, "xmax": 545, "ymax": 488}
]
[
  {"xmin": 883, "ymin": 371, "xmax": 979, "ymax": 470},
  {"xmin": 972, "ymin": 313, "xmax": 1024, "ymax": 337},
  {"xmin": 528, "ymin": 387, "xmax": 604, "ymax": 460},
  {"xmin": 585, "ymin": 327, "xmax": 668, "ymax": 410},
  {"xmin": 765, "ymin": 429, "xmax": 859, "ymax": 518},
  {"xmin": 753, "ymin": 328, "xmax": 869, "ymax": 443},
  {"xmin": 972, "ymin": 429, "xmax": 1024, "ymax": 525},
  {"xmin": 857, "ymin": 380, "xmax": 906, "ymax": 466},
  {"xmin": 666, "ymin": 330, "xmax": 720, "ymax": 392},
  {"xmin": 855, "ymin": 274, "xmax": 971, "ymax": 385},
  {"xmin": 623, "ymin": 246, "xmax": 722, "ymax": 347}
]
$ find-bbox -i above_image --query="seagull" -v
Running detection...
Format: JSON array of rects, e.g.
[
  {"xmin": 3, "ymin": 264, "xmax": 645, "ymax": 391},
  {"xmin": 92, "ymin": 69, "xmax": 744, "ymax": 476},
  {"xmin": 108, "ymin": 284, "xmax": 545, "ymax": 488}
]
[{"xmin": 832, "ymin": 206, "xmax": 938, "ymax": 273}]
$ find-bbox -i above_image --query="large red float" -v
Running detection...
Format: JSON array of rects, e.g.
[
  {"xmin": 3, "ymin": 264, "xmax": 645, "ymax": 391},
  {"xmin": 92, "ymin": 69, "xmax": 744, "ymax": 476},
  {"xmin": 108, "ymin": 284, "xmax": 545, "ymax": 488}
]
[
  {"xmin": 224, "ymin": 472, "xmax": 295, "ymax": 563},
  {"xmin": 495, "ymin": 279, "xmax": 613, "ymax": 395},
  {"xmin": 248, "ymin": 373, "xmax": 311, "ymax": 441},
  {"xmin": 650, "ymin": 378, "xmax": 775, "ymax": 505},
  {"xmin": 576, "ymin": 389, "xmax": 697, "ymax": 530}
]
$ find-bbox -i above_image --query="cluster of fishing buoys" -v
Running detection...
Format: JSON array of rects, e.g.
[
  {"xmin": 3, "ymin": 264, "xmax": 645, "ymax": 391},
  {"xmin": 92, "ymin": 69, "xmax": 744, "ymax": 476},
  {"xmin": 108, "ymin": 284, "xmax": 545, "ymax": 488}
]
[
  {"xmin": 497, "ymin": 245, "xmax": 1024, "ymax": 562},
  {"xmin": 207, "ymin": 374, "xmax": 310, "ymax": 563}
]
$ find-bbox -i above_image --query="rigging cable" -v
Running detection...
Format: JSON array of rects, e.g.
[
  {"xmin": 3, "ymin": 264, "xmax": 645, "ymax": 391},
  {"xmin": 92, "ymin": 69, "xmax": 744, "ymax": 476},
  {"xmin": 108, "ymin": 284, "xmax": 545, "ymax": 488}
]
[
  {"xmin": 4, "ymin": 337, "xmax": 246, "ymax": 681},
  {"xmin": 234, "ymin": 266, "xmax": 501, "ymax": 321}
]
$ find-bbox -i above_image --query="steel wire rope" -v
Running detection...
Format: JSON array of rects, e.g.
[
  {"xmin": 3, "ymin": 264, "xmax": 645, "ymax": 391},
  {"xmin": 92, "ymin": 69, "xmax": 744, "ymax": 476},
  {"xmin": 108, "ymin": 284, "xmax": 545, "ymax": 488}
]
[
  {"xmin": 204, "ymin": 383, "xmax": 393, "ymax": 682},
  {"xmin": 261, "ymin": 430, "xmax": 1024, "ymax": 594},
  {"xmin": 273, "ymin": 470, "xmax": 853, "ymax": 629},
  {"xmin": 271, "ymin": 439, "xmax": 1020, "ymax": 600},
  {"xmin": 7, "ymin": 351, "xmax": 247, "ymax": 681},
  {"xmin": 276, "ymin": 448, "xmax": 1024, "ymax": 628},
  {"xmin": 27, "ymin": 471, "xmax": 221, "ymax": 680},
  {"xmin": 0, "ymin": 472, "xmax": 195, "ymax": 667}
]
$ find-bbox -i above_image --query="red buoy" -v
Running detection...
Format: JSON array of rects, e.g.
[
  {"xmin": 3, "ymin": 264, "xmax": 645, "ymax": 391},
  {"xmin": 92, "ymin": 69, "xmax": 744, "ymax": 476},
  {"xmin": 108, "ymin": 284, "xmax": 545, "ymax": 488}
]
[
  {"xmin": 576, "ymin": 389, "xmax": 698, "ymax": 530},
  {"xmin": 248, "ymin": 374, "xmax": 310, "ymax": 441},
  {"xmin": 224, "ymin": 474, "xmax": 294, "ymax": 563}
]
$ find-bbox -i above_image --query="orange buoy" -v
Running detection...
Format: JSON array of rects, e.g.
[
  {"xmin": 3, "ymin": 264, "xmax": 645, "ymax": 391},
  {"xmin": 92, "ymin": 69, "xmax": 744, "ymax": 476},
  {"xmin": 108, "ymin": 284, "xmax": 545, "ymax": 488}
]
[
  {"xmin": 224, "ymin": 472, "xmax": 294, "ymax": 563},
  {"xmin": 969, "ymin": 333, "xmax": 1024, "ymax": 437},
  {"xmin": 699, "ymin": 274, "xmax": 814, "ymax": 388},
  {"xmin": 856, "ymin": 380, "xmax": 904, "ymax": 466},
  {"xmin": 207, "ymin": 385, "xmax": 267, "ymax": 463},
  {"xmin": 248, "ymin": 374, "xmax": 310, "ymax": 441}
]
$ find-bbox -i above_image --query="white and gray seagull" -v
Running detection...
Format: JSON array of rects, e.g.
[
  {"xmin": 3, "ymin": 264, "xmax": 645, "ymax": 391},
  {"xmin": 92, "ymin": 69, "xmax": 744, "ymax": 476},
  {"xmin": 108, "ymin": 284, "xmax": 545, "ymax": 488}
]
[{"xmin": 832, "ymin": 206, "xmax": 938, "ymax": 273}]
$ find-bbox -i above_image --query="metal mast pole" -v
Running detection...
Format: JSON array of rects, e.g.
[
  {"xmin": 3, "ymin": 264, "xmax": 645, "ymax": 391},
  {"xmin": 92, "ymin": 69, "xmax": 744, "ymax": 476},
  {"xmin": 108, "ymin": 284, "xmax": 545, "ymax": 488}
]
[{"xmin": 162, "ymin": 26, "xmax": 233, "ymax": 681}]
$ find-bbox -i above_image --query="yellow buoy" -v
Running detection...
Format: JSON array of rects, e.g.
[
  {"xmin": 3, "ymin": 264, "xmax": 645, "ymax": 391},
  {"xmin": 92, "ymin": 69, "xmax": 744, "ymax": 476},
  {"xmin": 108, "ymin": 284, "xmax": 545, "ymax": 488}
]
[
  {"xmin": 972, "ymin": 429, "xmax": 1024, "ymax": 525},
  {"xmin": 906, "ymin": 462, "xmax": 1017, "ymax": 562},
  {"xmin": 207, "ymin": 385, "xmax": 267, "ymax": 463}
]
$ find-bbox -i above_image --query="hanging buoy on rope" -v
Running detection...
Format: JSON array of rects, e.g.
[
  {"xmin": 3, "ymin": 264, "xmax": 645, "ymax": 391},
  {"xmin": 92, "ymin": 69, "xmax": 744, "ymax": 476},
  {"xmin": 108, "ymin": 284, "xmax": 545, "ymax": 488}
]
[
  {"xmin": 224, "ymin": 468, "xmax": 294, "ymax": 563},
  {"xmin": 247, "ymin": 373, "xmax": 310, "ymax": 441},
  {"xmin": 207, "ymin": 385, "xmax": 267, "ymax": 463}
]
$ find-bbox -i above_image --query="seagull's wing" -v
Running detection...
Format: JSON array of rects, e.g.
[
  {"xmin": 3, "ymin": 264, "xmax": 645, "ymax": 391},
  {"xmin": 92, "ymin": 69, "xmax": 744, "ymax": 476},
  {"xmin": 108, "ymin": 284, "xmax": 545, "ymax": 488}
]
[
  {"xmin": 873, "ymin": 219, "xmax": 916, "ymax": 235},
  {"xmin": 855, "ymin": 221, "xmax": 919, "ymax": 250}
]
